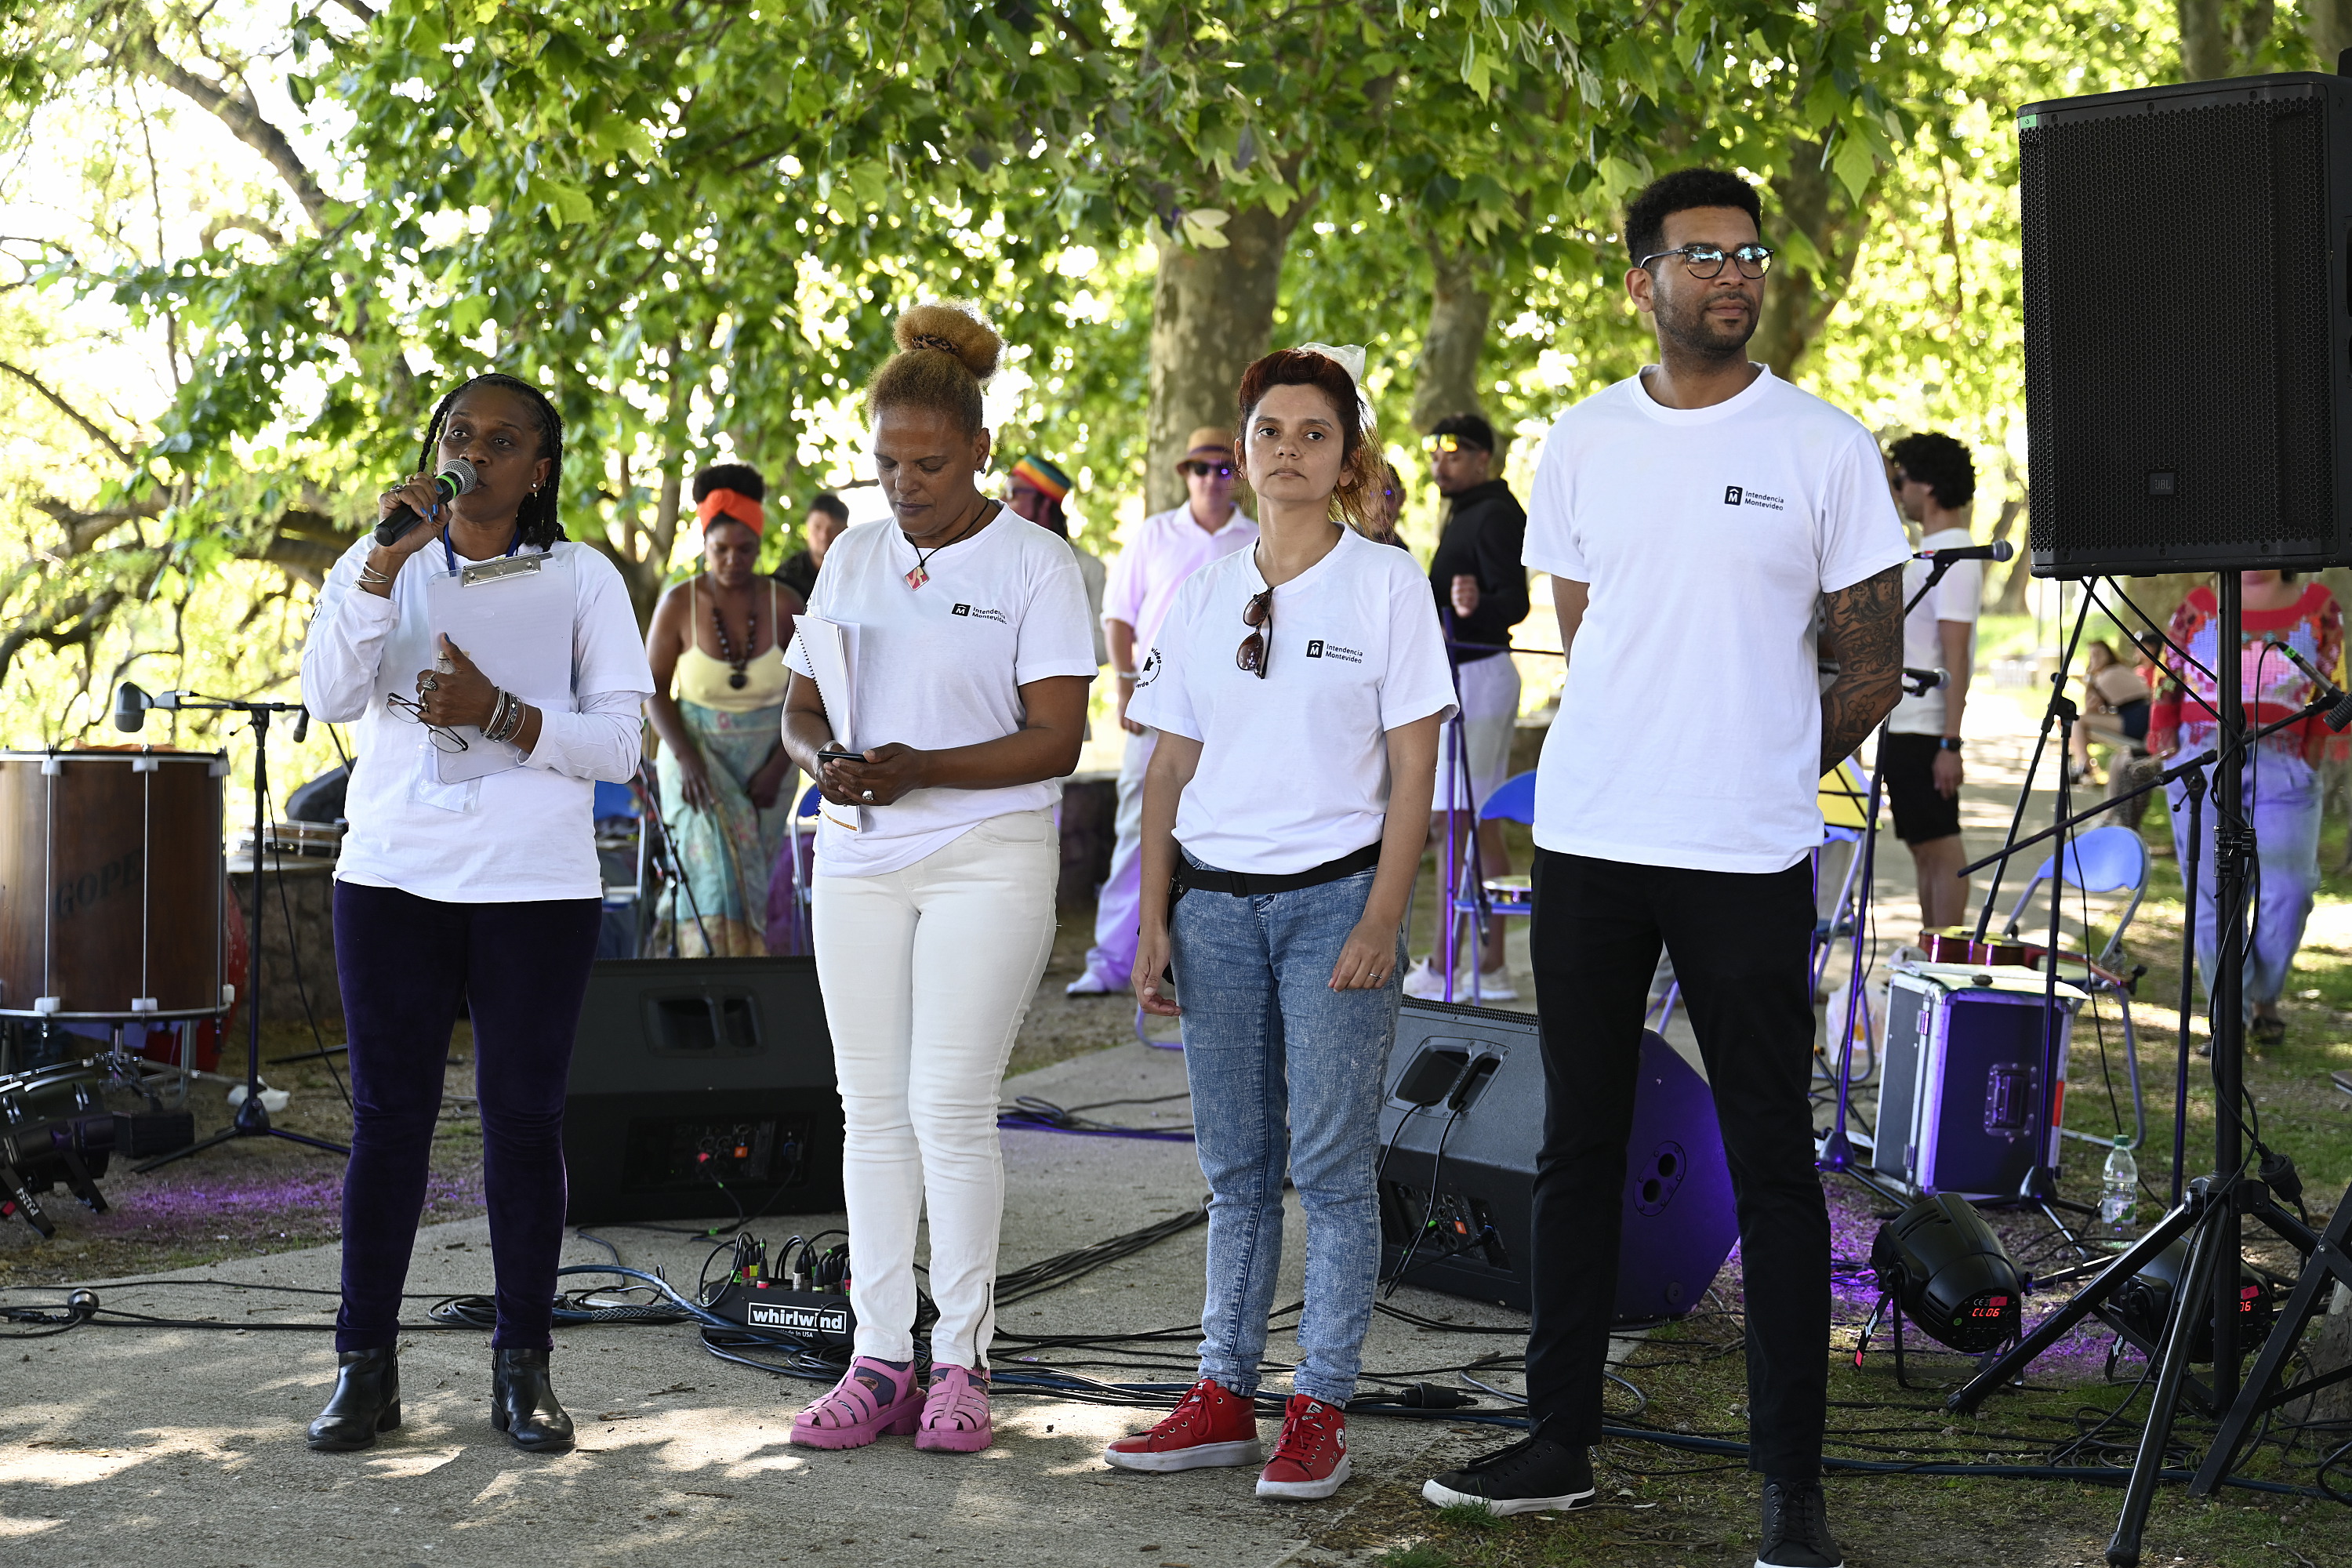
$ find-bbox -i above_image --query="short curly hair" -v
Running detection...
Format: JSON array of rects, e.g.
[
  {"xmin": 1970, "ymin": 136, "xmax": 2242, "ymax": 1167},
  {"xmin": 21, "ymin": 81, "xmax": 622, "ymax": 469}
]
[
  {"xmin": 1889, "ymin": 431, "xmax": 1976, "ymax": 510},
  {"xmin": 1624, "ymin": 168, "xmax": 1763, "ymax": 267}
]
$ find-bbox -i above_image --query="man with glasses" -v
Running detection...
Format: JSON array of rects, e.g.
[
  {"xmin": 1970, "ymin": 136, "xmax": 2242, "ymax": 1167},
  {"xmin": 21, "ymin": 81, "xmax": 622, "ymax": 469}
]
[
  {"xmin": 1421, "ymin": 168, "xmax": 1907, "ymax": 1568},
  {"xmin": 1069, "ymin": 427, "xmax": 1258, "ymax": 995},
  {"xmin": 1402, "ymin": 412, "xmax": 1530, "ymax": 1002}
]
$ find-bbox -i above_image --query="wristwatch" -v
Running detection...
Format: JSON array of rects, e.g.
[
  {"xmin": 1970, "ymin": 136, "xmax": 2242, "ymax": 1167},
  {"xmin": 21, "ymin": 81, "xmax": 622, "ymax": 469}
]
[{"xmin": 1938, "ymin": 737, "xmax": 1963, "ymax": 753}]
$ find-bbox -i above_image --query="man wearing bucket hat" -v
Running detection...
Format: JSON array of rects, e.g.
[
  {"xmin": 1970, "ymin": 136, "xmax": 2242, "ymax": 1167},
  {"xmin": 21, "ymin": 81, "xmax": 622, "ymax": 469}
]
[{"xmin": 1069, "ymin": 427, "xmax": 1258, "ymax": 995}]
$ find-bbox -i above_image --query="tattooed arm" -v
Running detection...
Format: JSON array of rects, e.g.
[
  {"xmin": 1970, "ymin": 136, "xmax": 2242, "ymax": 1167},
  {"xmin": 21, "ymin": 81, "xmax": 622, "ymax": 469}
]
[{"xmin": 1817, "ymin": 564, "xmax": 1905, "ymax": 775}]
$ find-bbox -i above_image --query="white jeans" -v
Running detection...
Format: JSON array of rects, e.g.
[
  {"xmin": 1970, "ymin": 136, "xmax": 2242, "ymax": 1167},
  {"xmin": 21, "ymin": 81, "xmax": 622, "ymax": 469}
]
[
  {"xmin": 811, "ymin": 809, "xmax": 1060, "ymax": 1368},
  {"xmin": 1081, "ymin": 725, "xmax": 1157, "ymax": 984},
  {"xmin": 1436, "ymin": 653, "xmax": 1521, "ymax": 812}
]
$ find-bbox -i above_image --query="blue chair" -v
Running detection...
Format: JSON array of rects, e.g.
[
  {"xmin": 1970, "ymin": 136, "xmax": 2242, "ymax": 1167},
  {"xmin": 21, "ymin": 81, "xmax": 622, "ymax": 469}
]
[
  {"xmin": 2001, "ymin": 823, "xmax": 2151, "ymax": 1152},
  {"xmin": 592, "ymin": 779, "xmax": 638, "ymax": 821},
  {"xmin": 1415, "ymin": 770, "xmax": 1538, "ymax": 1006}
]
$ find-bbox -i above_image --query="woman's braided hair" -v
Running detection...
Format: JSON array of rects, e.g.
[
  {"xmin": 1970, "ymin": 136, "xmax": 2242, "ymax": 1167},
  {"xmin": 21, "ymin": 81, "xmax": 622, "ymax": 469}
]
[{"xmin": 416, "ymin": 372, "xmax": 567, "ymax": 548}]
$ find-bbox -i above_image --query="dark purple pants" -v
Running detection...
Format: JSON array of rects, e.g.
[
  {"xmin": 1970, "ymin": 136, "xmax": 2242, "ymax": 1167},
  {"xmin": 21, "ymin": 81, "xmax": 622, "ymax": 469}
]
[{"xmin": 332, "ymin": 880, "xmax": 601, "ymax": 1352}]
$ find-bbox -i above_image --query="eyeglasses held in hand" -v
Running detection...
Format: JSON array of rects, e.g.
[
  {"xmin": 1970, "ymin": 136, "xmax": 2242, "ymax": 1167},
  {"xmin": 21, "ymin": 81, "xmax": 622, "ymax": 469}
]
[
  {"xmin": 1182, "ymin": 461, "xmax": 1235, "ymax": 479},
  {"xmin": 1635, "ymin": 241, "xmax": 1776, "ymax": 280},
  {"xmin": 1236, "ymin": 587, "xmax": 1274, "ymax": 680},
  {"xmin": 387, "ymin": 691, "xmax": 470, "ymax": 753}
]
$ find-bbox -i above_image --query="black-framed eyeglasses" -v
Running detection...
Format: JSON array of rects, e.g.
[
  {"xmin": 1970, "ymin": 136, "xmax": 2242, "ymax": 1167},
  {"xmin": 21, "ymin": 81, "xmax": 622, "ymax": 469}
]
[
  {"xmin": 1636, "ymin": 241, "xmax": 1775, "ymax": 280},
  {"xmin": 1183, "ymin": 460, "xmax": 1235, "ymax": 479},
  {"xmin": 1236, "ymin": 587, "xmax": 1274, "ymax": 679},
  {"xmin": 387, "ymin": 692, "xmax": 469, "ymax": 753}
]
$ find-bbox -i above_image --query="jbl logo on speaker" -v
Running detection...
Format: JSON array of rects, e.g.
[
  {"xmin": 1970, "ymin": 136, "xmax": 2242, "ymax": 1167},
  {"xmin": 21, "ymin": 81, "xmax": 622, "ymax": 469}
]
[{"xmin": 750, "ymin": 1300, "xmax": 851, "ymax": 1335}]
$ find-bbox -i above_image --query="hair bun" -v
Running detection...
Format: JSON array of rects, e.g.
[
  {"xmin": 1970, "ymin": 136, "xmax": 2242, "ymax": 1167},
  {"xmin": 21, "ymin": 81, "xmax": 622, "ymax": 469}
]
[{"xmin": 895, "ymin": 303, "xmax": 1001, "ymax": 381}]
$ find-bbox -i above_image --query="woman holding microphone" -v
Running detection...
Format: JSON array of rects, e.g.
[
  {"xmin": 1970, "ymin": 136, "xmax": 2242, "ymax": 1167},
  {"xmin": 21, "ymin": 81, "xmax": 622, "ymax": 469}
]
[
  {"xmin": 1103, "ymin": 347, "xmax": 1454, "ymax": 1500},
  {"xmin": 300, "ymin": 372, "xmax": 653, "ymax": 1454},
  {"xmin": 779, "ymin": 304, "xmax": 1095, "ymax": 1454}
]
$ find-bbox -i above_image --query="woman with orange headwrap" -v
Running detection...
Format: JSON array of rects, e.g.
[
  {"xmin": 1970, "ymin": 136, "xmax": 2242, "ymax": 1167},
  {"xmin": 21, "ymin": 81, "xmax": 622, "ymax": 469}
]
[{"xmin": 644, "ymin": 463, "xmax": 800, "ymax": 955}]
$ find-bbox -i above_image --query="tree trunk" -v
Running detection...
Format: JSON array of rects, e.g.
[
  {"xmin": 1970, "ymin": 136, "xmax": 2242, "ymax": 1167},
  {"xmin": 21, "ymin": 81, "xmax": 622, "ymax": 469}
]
[
  {"xmin": 1410, "ymin": 241, "xmax": 1493, "ymax": 437},
  {"xmin": 1750, "ymin": 150, "xmax": 1872, "ymax": 380},
  {"xmin": 2307, "ymin": 0, "xmax": 2352, "ymax": 69},
  {"xmin": 1145, "ymin": 205, "xmax": 1300, "ymax": 516},
  {"xmin": 2178, "ymin": 0, "xmax": 2229, "ymax": 78}
]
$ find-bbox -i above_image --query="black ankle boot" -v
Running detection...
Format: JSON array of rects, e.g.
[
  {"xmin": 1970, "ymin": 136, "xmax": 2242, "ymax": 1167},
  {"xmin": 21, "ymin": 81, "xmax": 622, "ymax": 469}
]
[
  {"xmin": 491, "ymin": 1348, "xmax": 575, "ymax": 1454},
  {"xmin": 308, "ymin": 1348, "xmax": 401, "ymax": 1451}
]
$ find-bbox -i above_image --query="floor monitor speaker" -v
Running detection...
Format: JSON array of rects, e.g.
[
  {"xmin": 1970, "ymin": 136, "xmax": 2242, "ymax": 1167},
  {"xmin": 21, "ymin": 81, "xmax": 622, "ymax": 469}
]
[
  {"xmin": 2020, "ymin": 73, "xmax": 2352, "ymax": 575},
  {"xmin": 564, "ymin": 956, "xmax": 842, "ymax": 1223},
  {"xmin": 1375, "ymin": 1000, "xmax": 1739, "ymax": 1319}
]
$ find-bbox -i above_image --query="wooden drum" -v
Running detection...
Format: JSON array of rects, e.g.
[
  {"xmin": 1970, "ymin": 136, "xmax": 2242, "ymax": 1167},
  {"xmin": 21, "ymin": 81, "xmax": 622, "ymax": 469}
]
[{"xmin": 0, "ymin": 750, "xmax": 228, "ymax": 1020}]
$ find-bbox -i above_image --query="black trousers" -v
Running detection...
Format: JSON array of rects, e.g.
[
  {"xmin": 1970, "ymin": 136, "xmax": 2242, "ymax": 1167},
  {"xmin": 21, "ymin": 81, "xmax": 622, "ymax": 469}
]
[
  {"xmin": 332, "ymin": 881, "xmax": 602, "ymax": 1352},
  {"xmin": 1525, "ymin": 849, "xmax": 1828, "ymax": 1478}
]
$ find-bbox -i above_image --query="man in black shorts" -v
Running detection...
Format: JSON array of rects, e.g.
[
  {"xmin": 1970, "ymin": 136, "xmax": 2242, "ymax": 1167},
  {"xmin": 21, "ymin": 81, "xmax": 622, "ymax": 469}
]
[{"xmin": 1881, "ymin": 431, "xmax": 1980, "ymax": 932}]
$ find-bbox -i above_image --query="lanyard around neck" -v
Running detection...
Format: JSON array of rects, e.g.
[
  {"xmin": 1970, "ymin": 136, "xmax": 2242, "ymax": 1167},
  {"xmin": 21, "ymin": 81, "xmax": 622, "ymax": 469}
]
[{"xmin": 442, "ymin": 524, "xmax": 524, "ymax": 574}]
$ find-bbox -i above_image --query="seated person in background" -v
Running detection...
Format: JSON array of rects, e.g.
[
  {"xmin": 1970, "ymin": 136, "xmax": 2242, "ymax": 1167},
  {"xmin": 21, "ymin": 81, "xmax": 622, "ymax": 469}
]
[{"xmin": 2071, "ymin": 637, "xmax": 2151, "ymax": 786}]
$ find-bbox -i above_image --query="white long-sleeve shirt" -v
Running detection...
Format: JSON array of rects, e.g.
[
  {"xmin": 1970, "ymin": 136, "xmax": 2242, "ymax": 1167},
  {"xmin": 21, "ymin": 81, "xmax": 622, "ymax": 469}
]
[{"xmin": 302, "ymin": 535, "xmax": 654, "ymax": 903}]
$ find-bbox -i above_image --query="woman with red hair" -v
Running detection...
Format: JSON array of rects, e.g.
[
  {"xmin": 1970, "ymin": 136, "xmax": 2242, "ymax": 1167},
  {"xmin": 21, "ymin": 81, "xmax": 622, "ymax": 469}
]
[{"xmin": 1102, "ymin": 347, "xmax": 1454, "ymax": 1501}]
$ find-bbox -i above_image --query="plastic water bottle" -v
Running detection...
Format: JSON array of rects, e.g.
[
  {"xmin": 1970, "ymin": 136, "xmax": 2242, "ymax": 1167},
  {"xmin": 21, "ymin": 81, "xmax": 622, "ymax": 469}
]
[{"xmin": 2100, "ymin": 1140, "xmax": 2139, "ymax": 1233}]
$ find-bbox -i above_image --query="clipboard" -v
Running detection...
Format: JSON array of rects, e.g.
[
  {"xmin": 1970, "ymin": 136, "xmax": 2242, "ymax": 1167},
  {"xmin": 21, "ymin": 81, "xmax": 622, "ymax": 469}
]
[
  {"xmin": 419, "ymin": 550, "xmax": 576, "ymax": 784},
  {"xmin": 793, "ymin": 615, "xmax": 866, "ymax": 832}
]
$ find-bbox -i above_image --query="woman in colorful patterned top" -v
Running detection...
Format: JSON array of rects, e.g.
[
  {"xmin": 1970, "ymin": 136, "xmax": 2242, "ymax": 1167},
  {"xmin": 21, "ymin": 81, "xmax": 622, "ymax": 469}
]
[{"xmin": 2147, "ymin": 569, "xmax": 2344, "ymax": 1045}]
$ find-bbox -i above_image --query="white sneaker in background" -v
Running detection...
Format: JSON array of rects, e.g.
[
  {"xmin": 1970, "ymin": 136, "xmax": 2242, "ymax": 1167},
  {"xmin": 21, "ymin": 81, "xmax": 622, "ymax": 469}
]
[
  {"xmin": 1401, "ymin": 958, "xmax": 1451, "ymax": 1000},
  {"xmin": 1468, "ymin": 971, "xmax": 1519, "ymax": 1003},
  {"xmin": 1065, "ymin": 968, "xmax": 1123, "ymax": 996}
]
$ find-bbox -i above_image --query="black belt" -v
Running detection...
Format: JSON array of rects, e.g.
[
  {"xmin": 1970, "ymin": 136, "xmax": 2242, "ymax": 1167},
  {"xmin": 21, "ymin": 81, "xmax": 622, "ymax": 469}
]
[{"xmin": 1171, "ymin": 841, "xmax": 1382, "ymax": 904}]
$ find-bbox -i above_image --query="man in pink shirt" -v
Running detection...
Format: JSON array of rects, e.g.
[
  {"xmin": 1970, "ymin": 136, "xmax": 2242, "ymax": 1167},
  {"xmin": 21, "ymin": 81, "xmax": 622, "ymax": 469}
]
[{"xmin": 1069, "ymin": 427, "xmax": 1259, "ymax": 994}]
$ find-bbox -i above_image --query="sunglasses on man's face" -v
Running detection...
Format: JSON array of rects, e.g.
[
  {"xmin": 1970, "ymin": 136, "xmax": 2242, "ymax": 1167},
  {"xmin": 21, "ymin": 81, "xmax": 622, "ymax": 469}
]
[
  {"xmin": 1236, "ymin": 587, "xmax": 1274, "ymax": 679},
  {"xmin": 1183, "ymin": 461, "xmax": 1235, "ymax": 479},
  {"xmin": 1427, "ymin": 435, "xmax": 1485, "ymax": 456}
]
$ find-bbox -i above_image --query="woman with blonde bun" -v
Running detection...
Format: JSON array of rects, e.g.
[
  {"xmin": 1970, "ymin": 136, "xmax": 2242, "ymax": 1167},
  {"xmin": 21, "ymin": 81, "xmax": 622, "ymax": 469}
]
[{"xmin": 779, "ymin": 303, "xmax": 1097, "ymax": 1454}]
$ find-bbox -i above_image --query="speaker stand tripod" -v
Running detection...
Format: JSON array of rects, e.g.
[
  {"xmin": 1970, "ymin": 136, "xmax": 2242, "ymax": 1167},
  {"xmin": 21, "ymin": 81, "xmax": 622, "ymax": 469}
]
[
  {"xmin": 1943, "ymin": 575, "xmax": 2349, "ymax": 1565},
  {"xmin": 134, "ymin": 695, "xmax": 348, "ymax": 1172}
]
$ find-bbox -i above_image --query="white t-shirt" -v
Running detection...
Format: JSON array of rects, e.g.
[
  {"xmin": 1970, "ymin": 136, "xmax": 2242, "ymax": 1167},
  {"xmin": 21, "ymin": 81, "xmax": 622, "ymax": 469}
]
[
  {"xmin": 1128, "ymin": 527, "xmax": 1457, "ymax": 875},
  {"xmin": 1522, "ymin": 365, "xmax": 1912, "ymax": 873},
  {"xmin": 300, "ymin": 539, "xmax": 654, "ymax": 902},
  {"xmin": 1887, "ymin": 524, "xmax": 1980, "ymax": 737},
  {"xmin": 786, "ymin": 510, "xmax": 1098, "ymax": 877}
]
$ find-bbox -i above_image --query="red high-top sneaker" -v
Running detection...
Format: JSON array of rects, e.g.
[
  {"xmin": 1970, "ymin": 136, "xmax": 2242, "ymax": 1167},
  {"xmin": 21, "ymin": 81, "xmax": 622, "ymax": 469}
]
[
  {"xmin": 1103, "ymin": 1377, "xmax": 1261, "ymax": 1472},
  {"xmin": 1256, "ymin": 1394, "xmax": 1349, "ymax": 1500}
]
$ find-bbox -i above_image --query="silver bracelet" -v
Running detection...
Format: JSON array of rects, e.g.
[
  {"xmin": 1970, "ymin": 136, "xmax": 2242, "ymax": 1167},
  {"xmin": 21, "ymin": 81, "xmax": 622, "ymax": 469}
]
[
  {"xmin": 485, "ymin": 689, "xmax": 514, "ymax": 743},
  {"xmin": 489, "ymin": 691, "xmax": 528, "ymax": 746},
  {"xmin": 357, "ymin": 561, "xmax": 392, "ymax": 587}
]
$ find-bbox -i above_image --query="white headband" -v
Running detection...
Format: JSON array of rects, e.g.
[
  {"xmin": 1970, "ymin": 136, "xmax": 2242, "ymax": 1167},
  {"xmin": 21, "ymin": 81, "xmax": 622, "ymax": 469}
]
[{"xmin": 1290, "ymin": 342, "xmax": 1374, "ymax": 430}]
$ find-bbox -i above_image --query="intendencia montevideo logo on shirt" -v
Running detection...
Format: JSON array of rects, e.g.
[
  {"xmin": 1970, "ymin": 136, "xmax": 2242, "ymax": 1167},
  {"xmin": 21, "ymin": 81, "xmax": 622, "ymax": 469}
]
[
  {"xmin": 950, "ymin": 603, "xmax": 1008, "ymax": 624},
  {"xmin": 1723, "ymin": 485, "xmax": 1787, "ymax": 512},
  {"xmin": 1305, "ymin": 640, "xmax": 1364, "ymax": 664}
]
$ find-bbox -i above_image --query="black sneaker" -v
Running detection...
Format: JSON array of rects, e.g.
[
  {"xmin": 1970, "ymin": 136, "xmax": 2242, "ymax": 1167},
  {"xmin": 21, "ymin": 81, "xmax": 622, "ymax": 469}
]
[
  {"xmin": 1421, "ymin": 1430, "xmax": 1595, "ymax": 1516},
  {"xmin": 1756, "ymin": 1477, "xmax": 1842, "ymax": 1567}
]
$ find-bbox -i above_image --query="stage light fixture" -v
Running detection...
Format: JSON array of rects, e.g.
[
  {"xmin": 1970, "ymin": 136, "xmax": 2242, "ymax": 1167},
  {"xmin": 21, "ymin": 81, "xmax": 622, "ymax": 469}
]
[
  {"xmin": 2109, "ymin": 1240, "xmax": 2274, "ymax": 1363},
  {"xmin": 1869, "ymin": 1192, "xmax": 2025, "ymax": 1353}
]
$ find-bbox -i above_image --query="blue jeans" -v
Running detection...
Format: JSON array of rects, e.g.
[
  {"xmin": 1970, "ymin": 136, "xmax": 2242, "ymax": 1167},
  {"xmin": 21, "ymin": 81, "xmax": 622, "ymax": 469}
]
[
  {"xmin": 2167, "ymin": 748, "xmax": 2322, "ymax": 1014},
  {"xmin": 1171, "ymin": 857, "xmax": 1403, "ymax": 1406}
]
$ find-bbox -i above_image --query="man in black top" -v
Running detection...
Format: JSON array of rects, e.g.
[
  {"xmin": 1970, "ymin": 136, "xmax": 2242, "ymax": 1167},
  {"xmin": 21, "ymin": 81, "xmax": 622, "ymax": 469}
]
[
  {"xmin": 1403, "ymin": 412, "xmax": 1532, "ymax": 1002},
  {"xmin": 774, "ymin": 492, "xmax": 851, "ymax": 603}
]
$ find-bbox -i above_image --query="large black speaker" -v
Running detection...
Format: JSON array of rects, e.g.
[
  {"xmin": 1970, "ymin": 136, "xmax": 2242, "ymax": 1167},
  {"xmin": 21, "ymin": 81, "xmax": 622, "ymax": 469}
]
[
  {"xmin": 2020, "ymin": 73, "xmax": 2352, "ymax": 575},
  {"xmin": 563, "ymin": 957, "xmax": 844, "ymax": 1223},
  {"xmin": 1375, "ymin": 1000, "xmax": 1739, "ymax": 1319}
]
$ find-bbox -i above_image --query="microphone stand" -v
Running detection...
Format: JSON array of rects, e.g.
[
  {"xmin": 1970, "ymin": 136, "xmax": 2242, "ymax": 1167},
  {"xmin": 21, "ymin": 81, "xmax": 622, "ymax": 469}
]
[{"xmin": 135, "ymin": 691, "xmax": 348, "ymax": 1171}]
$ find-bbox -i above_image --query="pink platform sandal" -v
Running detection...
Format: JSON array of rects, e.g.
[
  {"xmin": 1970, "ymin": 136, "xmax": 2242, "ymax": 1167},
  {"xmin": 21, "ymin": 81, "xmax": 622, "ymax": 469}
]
[
  {"xmin": 914, "ymin": 1363, "xmax": 992, "ymax": 1454},
  {"xmin": 790, "ymin": 1357, "xmax": 924, "ymax": 1450}
]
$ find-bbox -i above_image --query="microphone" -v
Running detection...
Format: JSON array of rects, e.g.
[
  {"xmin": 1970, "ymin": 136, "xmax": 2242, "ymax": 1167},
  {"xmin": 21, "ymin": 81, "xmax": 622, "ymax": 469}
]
[
  {"xmin": 113, "ymin": 682, "xmax": 148, "ymax": 733},
  {"xmin": 1913, "ymin": 540, "xmax": 2015, "ymax": 563},
  {"xmin": 1902, "ymin": 666, "xmax": 1947, "ymax": 695},
  {"xmin": 372, "ymin": 456, "xmax": 480, "ymax": 547},
  {"xmin": 2263, "ymin": 639, "xmax": 2352, "ymax": 733},
  {"xmin": 292, "ymin": 707, "xmax": 311, "ymax": 744}
]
